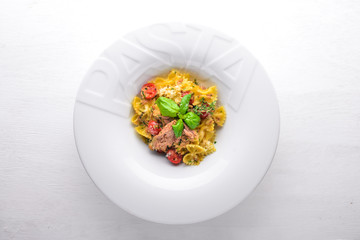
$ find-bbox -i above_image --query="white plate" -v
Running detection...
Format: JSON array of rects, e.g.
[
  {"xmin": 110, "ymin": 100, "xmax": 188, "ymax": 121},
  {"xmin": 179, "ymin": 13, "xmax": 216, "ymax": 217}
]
[{"xmin": 74, "ymin": 23, "xmax": 280, "ymax": 224}]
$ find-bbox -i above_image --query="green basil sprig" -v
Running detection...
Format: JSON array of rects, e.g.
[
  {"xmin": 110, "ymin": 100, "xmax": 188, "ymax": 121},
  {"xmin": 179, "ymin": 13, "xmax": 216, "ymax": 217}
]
[
  {"xmin": 172, "ymin": 119, "xmax": 184, "ymax": 138},
  {"xmin": 155, "ymin": 93, "xmax": 200, "ymax": 137},
  {"xmin": 179, "ymin": 94, "xmax": 192, "ymax": 114},
  {"xmin": 155, "ymin": 97, "xmax": 179, "ymax": 117},
  {"xmin": 183, "ymin": 112, "xmax": 200, "ymax": 130}
]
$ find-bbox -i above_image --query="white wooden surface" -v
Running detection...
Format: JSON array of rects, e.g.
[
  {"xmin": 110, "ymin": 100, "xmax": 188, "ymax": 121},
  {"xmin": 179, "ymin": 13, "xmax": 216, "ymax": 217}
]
[{"xmin": 1, "ymin": 0, "xmax": 360, "ymax": 239}]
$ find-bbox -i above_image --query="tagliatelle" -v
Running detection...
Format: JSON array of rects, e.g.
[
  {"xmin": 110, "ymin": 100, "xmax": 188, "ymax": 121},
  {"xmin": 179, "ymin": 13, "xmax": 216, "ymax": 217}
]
[{"xmin": 131, "ymin": 69, "xmax": 226, "ymax": 166}]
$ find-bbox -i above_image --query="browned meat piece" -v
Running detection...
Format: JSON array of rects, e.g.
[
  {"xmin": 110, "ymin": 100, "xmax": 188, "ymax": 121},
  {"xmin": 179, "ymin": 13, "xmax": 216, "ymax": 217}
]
[
  {"xmin": 157, "ymin": 116, "xmax": 172, "ymax": 126},
  {"xmin": 149, "ymin": 120, "xmax": 176, "ymax": 152},
  {"xmin": 175, "ymin": 124, "xmax": 198, "ymax": 147},
  {"xmin": 149, "ymin": 120, "xmax": 198, "ymax": 152}
]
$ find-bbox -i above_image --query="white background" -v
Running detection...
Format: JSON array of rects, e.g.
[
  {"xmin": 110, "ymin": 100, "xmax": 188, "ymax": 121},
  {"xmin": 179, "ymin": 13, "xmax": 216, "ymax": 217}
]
[{"xmin": 1, "ymin": 0, "xmax": 360, "ymax": 239}]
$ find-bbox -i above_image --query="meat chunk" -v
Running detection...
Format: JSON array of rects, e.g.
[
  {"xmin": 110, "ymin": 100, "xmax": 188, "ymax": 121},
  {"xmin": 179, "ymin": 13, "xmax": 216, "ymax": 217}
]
[
  {"xmin": 149, "ymin": 120, "xmax": 198, "ymax": 152},
  {"xmin": 175, "ymin": 124, "xmax": 198, "ymax": 147},
  {"xmin": 158, "ymin": 116, "xmax": 172, "ymax": 126},
  {"xmin": 149, "ymin": 120, "xmax": 176, "ymax": 152}
]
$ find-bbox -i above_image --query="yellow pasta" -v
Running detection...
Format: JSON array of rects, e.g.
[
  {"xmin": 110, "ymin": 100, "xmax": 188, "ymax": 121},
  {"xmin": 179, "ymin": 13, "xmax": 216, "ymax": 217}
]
[
  {"xmin": 131, "ymin": 113, "xmax": 140, "ymax": 125},
  {"xmin": 193, "ymin": 86, "xmax": 218, "ymax": 105},
  {"xmin": 140, "ymin": 99, "xmax": 155, "ymax": 113},
  {"xmin": 183, "ymin": 154, "xmax": 204, "ymax": 166},
  {"xmin": 201, "ymin": 140, "xmax": 216, "ymax": 156},
  {"xmin": 213, "ymin": 106, "xmax": 226, "ymax": 126},
  {"xmin": 186, "ymin": 144, "xmax": 206, "ymax": 154},
  {"xmin": 180, "ymin": 79, "xmax": 197, "ymax": 92},
  {"xmin": 132, "ymin": 96, "xmax": 142, "ymax": 115},
  {"xmin": 175, "ymin": 145, "xmax": 189, "ymax": 155},
  {"xmin": 209, "ymin": 132, "xmax": 216, "ymax": 142},
  {"xmin": 183, "ymin": 145, "xmax": 205, "ymax": 166},
  {"xmin": 149, "ymin": 77, "xmax": 169, "ymax": 88},
  {"xmin": 131, "ymin": 69, "xmax": 226, "ymax": 166},
  {"xmin": 203, "ymin": 130, "xmax": 215, "ymax": 142},
  {"xmin": 132, "ymin": 99, "xmax": 154, "ymax": 124},
  {"xmin": 135, "ymin": 125, "xmax": 151, "ymax": 139},
  {"xmin": 197, "ymin": 117, "xmax": 215, "ymax": 142}
]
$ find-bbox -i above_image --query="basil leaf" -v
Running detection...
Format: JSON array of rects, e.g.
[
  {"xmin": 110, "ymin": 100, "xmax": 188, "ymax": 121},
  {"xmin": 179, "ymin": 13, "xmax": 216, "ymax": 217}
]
[
  {"xmin": 155, "ymin": 97, "xmax": 179, "ymax": 117},
  {"xmin": 172, "ymin": 119, "xmax": 184, "ymax": 138},
  {"xmin": 177, "ymin": 113, "xmax": 185, "ymax": 119},
  {"xmin": 184, "ymin": 112, "xmax": 201, "ymax": 129},
  {"xmin": 179, "ymin": 94, "xmax": 192, "ymax": 114}
]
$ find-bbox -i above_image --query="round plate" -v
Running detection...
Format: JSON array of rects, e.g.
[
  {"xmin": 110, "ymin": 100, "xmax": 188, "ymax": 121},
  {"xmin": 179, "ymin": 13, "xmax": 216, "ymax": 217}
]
[{"xmin": 74, "ymin": 23, "xmax": 280, "ymax": 224}]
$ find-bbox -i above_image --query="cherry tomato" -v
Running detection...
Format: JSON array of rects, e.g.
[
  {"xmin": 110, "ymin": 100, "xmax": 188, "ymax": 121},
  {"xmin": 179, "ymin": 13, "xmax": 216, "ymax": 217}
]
[
  {"xmin": 147, "ymin": 120, "xmax": 161, "ymax": 136},
  {"xmin": 200, "ymin": 112, "xmax": 209, "ymax": 119},
  {"xmin": 166, "ymin": 149, "xmax": 182, "ymax": 165},
  {"xmin": 141, "ymin": 83, "xmax": 157, "ymax": 99},
  {"xmin": 181, "ymin": 91, "xmax": 194, "ymax": 105}
]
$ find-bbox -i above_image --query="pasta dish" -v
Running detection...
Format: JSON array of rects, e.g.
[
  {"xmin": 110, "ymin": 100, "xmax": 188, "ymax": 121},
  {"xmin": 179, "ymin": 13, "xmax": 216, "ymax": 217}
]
[{"xmin": 131, "ymin": 69, "xmax": 226, "ymax": 165}]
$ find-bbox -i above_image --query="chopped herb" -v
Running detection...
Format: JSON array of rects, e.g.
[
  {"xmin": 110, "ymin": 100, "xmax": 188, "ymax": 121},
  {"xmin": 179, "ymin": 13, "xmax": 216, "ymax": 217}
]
[
  {"xmin": 214, "ymin": 141, "xmax": 217, "ymax": 144},
  {"xmin": 192, "ymin": 85, "xmax": 195, "ymax": 88},
  {"xmin": 141, "ymin": 91, "xmax": 146, "ymax": 98},
  {"xmin": 194, "ymin": 79, "xmax": 198, "ymax": 85},
  {"xmin": 193, "ymin": 100, "xmax": 216, "ymax": 116},
  {"xmin": 171, "ymin": 88, "xmax": 174, "ymax": 90}
]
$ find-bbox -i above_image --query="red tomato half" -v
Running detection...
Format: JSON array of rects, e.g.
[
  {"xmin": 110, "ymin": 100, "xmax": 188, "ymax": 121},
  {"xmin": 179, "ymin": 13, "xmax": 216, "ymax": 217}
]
[
  {"xmin": 181, "ymin": 91, "xmax": 194, "ymax": 105},
  {"xmin": 147, "ymin": 120, "xmax": 162, "ymax": 136},
  {"xmin": 141, "ymin": 83, "xmax": 157, "ymax": 99},
  {"xmin": 200, "ymin": 112, "xmax": 209, "ymax": 119},
  {"xmin": 166, "ymin": 149, "xmax": 182, "ymax": 165}
]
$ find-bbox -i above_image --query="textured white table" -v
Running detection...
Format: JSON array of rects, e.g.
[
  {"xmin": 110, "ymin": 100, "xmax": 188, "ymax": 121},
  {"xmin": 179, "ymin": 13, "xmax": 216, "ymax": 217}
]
[{"xmin": 1, "ymin": 0, "xmax": 359, "ymax": 239}]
